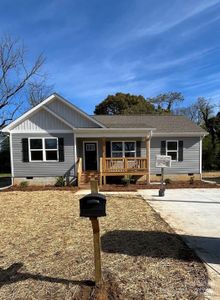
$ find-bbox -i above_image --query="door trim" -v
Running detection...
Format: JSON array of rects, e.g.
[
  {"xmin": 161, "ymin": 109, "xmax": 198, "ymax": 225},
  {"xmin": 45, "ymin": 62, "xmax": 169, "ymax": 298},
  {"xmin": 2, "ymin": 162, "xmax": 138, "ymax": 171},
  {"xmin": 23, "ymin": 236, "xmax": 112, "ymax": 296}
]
[{"xmin": 83, "ymin": 141, "xmax": 99, "ymax": 171}]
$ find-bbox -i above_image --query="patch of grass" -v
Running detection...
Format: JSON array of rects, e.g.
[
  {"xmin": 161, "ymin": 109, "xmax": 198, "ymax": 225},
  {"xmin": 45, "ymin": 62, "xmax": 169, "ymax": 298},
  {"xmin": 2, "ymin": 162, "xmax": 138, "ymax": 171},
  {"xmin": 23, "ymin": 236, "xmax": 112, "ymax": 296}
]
[{"xmin": 0, "ymin": 192, "xmax": 208, "ymax": 299}]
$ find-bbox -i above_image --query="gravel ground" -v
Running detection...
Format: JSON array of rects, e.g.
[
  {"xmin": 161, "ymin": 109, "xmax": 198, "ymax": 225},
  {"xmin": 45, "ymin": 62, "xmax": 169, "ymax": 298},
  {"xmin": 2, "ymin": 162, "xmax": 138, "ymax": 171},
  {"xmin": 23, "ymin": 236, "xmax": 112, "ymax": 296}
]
[{"xmin": 0, "ymin": 191, "xmax": 208, "ymax": 299}]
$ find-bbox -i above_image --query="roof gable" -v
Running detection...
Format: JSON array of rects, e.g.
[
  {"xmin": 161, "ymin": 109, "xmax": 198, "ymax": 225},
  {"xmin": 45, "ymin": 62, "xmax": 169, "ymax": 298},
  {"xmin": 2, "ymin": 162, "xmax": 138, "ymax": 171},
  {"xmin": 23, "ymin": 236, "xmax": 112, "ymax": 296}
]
[
  {"xmin": 12, "ymin": 108, "xmax": 72, "ymax": 132},
  {"xmin": 2, "ymin": 93, "xmax": 105, "ymax": 132},
  {"xmin": 46, "ymin": 97, "xmax": 101, "ymax": 128}
]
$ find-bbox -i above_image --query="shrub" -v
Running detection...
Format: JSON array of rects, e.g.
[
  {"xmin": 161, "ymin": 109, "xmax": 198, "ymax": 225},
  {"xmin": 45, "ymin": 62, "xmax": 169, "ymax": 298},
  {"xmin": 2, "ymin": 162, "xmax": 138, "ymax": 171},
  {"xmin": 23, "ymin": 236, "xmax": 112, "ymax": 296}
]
[
  {"xmin": 189, "ymin": 176, "xmax": 194, "ymax": 185},
  {"xmin": 165, "ymin": 178, "xmax": 172, "ymax": 185},
  {"xmin": 55, "ymin": 176, "xmax": 65, "ymax": 187},
  {"xmin": 20, "ymin": 181, "xmax": 29, "ymax": 188},
  {"xmin": 121, "ymin": 176, "xmax": 131, "ymax": 186}
]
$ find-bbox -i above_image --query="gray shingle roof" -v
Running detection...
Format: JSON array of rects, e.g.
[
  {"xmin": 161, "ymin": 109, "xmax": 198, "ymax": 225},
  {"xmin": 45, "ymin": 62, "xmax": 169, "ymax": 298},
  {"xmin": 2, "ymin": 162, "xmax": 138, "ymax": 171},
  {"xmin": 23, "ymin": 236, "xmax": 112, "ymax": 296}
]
[{"xmin": 92, "ymin": 115, "xmax": 207, "ymax": 134}]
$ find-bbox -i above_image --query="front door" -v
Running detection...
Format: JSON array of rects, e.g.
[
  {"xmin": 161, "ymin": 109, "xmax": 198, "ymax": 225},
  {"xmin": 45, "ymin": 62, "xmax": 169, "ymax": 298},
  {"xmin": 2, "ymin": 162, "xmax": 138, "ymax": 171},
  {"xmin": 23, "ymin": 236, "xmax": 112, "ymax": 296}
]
[{"xmin": 84, "ymin": 142, "xmax": 98, "ymax": 170}]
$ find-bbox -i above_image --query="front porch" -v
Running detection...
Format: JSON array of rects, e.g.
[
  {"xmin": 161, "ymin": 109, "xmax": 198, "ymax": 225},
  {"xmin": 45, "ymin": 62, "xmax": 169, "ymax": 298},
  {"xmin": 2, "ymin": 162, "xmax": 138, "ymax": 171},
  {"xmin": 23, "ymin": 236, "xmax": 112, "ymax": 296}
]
[{"xmin": 76, "ymin": 137, "xmax": 150, "ymax": 186}]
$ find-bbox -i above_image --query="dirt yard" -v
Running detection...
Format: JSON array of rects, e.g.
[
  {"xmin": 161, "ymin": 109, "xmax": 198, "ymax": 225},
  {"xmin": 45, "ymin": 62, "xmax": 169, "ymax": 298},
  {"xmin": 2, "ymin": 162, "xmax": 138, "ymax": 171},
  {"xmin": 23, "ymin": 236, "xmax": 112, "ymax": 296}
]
[{"xmin": 0, "ymin": 191, "xmax": 207, "ymax": 299}]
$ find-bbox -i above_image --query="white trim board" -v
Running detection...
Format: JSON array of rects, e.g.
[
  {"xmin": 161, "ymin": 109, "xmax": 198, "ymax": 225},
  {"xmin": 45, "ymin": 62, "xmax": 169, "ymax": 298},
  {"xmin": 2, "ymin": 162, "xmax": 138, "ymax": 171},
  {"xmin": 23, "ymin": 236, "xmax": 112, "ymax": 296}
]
[
  {"xmin": 75, "ymin": 132, "xmax": 152, "ymax": 138},
  {"xmin": 9, "ymin": 133, "xmax": 14, "ymax": 179},
  {"xmin": 10, "ymin": 130, "xmax": 73, "ymax": 133}
]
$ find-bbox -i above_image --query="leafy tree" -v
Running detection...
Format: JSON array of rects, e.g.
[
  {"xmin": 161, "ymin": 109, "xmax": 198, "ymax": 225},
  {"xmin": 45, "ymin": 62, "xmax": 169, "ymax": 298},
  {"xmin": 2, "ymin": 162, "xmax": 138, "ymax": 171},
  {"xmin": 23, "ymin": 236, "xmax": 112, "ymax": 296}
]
[
  {"xmin": 94, "ymin": 93, "xmax": 156, "ymax": 115},
  {"xmin": 150, "ymin": 92, "xmax": 184, "ymax": 112},
  {"xmin": 0, "ymin": 35, "xmax": 49, "ymax": 128}
]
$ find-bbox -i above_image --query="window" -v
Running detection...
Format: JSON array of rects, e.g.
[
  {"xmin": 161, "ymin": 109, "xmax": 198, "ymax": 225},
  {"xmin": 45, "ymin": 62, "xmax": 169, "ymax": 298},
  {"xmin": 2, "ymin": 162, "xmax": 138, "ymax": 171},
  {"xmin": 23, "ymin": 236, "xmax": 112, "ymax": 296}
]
[
  {"xmin": 29, "ymin": 138, "xmax": 58, "ymax": 162},
  {"xmin": 111, "ymin": 141, "xmax": 136, "ymax": 158},
  {"xmin": 166, "ymin": 140, "xmax": 178, "ymax": 161}
]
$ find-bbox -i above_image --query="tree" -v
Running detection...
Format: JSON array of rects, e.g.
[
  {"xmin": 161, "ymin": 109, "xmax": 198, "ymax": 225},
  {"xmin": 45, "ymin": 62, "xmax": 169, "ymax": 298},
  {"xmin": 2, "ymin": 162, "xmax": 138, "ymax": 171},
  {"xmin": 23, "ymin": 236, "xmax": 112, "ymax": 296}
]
[
  {"xmin": 94, "ymin": 92, "xmax": 156, "ymax": 115},
  {"xmin": 26, "ymin": 79, "xmax": 53, "ymax": 108},
  {"xmin": 0, "ymin": 35, "xmax": 46, "ymax": 128},
  {"xmin": 174, "ymin": 105, "xmax": 201, "ymax": 124},
  {"xmin": 195, "ymin": 97, "xmax": 215, "ymax": 128},
  {"xmin": 150, "ymin": 92, "xmax": 184, "ymax": 112}
]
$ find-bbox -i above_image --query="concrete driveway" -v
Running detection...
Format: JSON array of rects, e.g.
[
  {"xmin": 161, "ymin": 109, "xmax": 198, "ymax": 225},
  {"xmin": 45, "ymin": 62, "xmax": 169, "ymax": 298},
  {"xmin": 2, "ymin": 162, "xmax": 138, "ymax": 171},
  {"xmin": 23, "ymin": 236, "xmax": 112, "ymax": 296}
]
[{"xmin": 139, "ymin": 188, "xmax": 220, "ymax": 295}]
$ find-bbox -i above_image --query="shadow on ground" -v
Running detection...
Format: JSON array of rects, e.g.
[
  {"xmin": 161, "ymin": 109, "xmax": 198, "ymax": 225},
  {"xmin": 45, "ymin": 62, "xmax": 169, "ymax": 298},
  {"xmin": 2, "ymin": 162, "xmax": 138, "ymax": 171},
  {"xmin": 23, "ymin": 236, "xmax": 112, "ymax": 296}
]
[
  {"xmin": 101, "ymin": 230, "xmax": 220, "ymax": 264},
  {"xmin": 0, "ymin": 263, "xmax": 94, "ymax": 287}
]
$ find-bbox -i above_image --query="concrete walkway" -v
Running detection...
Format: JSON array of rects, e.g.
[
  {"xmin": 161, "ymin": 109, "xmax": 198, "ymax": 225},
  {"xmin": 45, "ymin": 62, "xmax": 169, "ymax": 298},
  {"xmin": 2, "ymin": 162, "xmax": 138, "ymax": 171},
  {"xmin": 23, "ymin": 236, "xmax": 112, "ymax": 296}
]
[{"xmin": 139, "ymin": 188, "xmax": 220, "ymax": 298}]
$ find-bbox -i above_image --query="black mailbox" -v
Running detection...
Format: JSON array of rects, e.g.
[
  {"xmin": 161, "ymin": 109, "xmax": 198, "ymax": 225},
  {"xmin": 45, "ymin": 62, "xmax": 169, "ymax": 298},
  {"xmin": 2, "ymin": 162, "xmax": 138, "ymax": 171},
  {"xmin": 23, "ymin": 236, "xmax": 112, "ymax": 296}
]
[{"xmin": 79, "ymin": 193, "xmax": 106, "ymax": 218}]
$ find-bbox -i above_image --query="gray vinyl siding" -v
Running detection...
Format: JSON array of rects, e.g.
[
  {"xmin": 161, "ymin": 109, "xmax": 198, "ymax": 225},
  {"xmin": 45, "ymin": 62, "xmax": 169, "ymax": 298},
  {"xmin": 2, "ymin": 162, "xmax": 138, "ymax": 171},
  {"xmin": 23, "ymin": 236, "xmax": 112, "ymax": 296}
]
[
  {"xmin": 13, "ymin": 109, "xmax": 71, "ymax": 131},
  {"xmin": 46, "ymin": 99, "xmax": 100, "ymax": 128},
  {"xmin": 150, "ymin": 137, "xmax": 200, "ymax": 174},
  {"xmin": 12, "ymin": 133, "xmax": 75, "ymax": 177}
]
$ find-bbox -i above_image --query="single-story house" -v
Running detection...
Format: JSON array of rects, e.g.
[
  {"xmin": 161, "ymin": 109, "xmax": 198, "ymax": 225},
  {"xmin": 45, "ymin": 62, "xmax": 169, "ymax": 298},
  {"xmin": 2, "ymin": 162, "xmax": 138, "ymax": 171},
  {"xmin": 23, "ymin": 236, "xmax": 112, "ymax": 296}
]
[{"xmin": 1, "ymin": 93, "xmax": 207, "ymax": 186}]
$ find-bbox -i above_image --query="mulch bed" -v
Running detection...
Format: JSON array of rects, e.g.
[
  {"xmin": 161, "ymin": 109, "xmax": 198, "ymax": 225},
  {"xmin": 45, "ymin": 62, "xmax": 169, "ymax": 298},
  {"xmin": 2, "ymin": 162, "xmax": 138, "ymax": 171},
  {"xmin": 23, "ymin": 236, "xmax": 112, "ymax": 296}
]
[
  {"xmin": 0, "ymin": 185, "xmax": 79, "ymax": 192},
  {"xmin": 0, "ymin": 192, "xmax": 208, "ymax": 299},
  {"xmin": 100, "ymin": 180, "xmax": 220, "ymax": 192}
]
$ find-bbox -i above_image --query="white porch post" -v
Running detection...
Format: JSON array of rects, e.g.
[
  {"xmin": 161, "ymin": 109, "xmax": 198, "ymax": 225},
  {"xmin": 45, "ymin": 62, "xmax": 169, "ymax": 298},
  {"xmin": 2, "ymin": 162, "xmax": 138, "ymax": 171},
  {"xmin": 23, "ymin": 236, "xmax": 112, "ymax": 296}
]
[{"xmin": 146, "ymin": 136, "xmax": 150, "ymax": 184}]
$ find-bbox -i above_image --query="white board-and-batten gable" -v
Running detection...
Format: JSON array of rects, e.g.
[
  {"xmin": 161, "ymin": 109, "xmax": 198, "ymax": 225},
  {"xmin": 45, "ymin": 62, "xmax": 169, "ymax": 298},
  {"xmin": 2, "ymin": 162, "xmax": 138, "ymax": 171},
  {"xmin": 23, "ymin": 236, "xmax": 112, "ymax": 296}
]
[
  {"xmin": 2, "ymin": 93, "xmax": 105, "ymax": 133},
  {"xmin": 12, "ymin": 108, "xmax": 72, "ymax": 132}
]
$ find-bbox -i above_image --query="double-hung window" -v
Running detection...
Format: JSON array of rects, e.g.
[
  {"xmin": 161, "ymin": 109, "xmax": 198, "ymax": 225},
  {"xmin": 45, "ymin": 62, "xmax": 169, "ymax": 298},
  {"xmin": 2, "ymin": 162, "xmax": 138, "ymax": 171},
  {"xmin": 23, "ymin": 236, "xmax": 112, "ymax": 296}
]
[
  {"xmin": 29, "ymin": 138, "xmax": 59, "ymax": 162},
  {"xmin": 111, "ymin": 141, "xmax": 136, "ymax": 158},
  {"xmin": 166, "ymin": 140, "xmax": 178, "ymax": 161}
]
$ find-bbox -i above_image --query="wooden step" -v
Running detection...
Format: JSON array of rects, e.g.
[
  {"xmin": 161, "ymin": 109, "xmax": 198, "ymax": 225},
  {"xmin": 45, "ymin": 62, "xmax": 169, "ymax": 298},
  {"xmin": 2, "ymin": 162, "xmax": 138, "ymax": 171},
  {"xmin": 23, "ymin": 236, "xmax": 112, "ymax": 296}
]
[{"xmin": 79, "ymin": 171, "xmax": 100, "ymax": 185}]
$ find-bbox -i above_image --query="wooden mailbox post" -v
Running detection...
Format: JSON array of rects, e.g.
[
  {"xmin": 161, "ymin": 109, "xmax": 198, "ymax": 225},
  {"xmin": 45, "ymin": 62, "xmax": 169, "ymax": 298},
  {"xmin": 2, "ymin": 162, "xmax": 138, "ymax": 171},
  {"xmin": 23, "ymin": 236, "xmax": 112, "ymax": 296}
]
[
  {"xmin": 79, "ymin": 179, "xmax": 106, "ymax": 286},
  {"xmin": 90, "ymin": 180, "xmax": 102, "ymax": 285}
]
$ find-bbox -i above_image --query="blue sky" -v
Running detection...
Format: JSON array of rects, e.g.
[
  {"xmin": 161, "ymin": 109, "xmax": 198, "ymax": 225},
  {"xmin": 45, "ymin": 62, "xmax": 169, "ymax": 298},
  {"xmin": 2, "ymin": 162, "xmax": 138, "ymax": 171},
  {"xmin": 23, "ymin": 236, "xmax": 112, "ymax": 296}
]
[{"xmin": 1, "ymin": 0, "xmax": 220, "ymax": 113}]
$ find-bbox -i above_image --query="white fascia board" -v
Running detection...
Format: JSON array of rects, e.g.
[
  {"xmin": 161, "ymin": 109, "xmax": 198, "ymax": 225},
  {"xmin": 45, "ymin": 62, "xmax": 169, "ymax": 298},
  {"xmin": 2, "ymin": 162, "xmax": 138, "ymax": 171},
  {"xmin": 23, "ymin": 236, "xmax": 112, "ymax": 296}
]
[
  {"xmin": 2, "ymin": 94, "xmax": 57, "ymax": 132},
  {"xmin": 42, "ymin": 106, "xmax": 75, "ymax": 129},
  {"xmin": 76, "ymin": 133, "xmax": 151, "ymax": 138},
  {"xmin": 74, "ymin": 128, "xmax": 156, "ymax": 132},
  {"xmin": 10, "ymin": 130, "xmax": 73, "ymax": 133},
  {"xmin": 53, "ymin": 93, "xmax": 106, "ymax": 128},
  {"xmin": 152, "ymin": 132, "xmax": 208, "ymax": 137},
  {"xmin": 74, "ymin": 128, "xmax": 154, "ymax": 137}
]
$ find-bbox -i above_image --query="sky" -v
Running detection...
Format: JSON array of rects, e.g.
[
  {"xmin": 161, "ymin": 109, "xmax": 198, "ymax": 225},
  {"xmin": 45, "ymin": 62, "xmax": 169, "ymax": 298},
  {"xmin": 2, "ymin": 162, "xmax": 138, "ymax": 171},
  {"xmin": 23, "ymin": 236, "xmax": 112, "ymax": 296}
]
[{"xmin": 1, "ymin": 0, "xmax": 220, "ymax": 114}]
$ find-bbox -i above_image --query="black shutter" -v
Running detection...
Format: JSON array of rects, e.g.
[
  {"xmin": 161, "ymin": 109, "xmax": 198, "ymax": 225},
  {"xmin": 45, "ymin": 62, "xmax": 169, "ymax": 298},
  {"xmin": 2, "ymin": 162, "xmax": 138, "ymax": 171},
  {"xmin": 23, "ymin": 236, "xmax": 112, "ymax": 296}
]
[
  {"xmin": 136, "ymin": 141, "xmax": 141, "ymax": 157},
  {"xmin": 106, "ymin": 141, "xmax": 111, "ymax": 157},
  {"xmin": 161, "ymin": 141, "xmax": 166, "ymax": 155},
  {"xmin": 178, "ymin": 140, "xmax": 183, "ymax": 161},
  {"xmin": 58, "ymin": 138, "xmax": 64, "ymax": 162},
  {"xmin": 22, "ymin": 138, "xmax": 29, "ymax": 162}
]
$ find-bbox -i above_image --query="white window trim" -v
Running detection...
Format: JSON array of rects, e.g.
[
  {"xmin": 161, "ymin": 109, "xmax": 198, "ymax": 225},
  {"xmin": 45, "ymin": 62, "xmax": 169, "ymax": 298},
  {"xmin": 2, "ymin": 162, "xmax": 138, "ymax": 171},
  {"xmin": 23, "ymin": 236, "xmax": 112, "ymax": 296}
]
[
  {"xmin": 166, "ymin": 140, "xmax": 178, "ymax": 162},
  {"xmin": 28, "ymin": 137, "xmax": 59, "ymax": 162},
  {"xmin": 111, "ymin": 141, "xmax": 136, "ymax": 158}
]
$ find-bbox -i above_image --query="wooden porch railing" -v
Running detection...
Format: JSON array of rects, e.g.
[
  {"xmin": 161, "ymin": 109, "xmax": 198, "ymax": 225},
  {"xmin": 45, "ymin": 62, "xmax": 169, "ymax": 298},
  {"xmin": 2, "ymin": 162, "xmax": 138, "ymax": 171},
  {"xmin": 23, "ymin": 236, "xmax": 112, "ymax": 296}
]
[
  {"xmin": 76, "ymin": 157, "xmax": 82, "ymax": 185},
  {"xmin": 101, "ymin": 157, "xmax": 147, "ymax": 174}
]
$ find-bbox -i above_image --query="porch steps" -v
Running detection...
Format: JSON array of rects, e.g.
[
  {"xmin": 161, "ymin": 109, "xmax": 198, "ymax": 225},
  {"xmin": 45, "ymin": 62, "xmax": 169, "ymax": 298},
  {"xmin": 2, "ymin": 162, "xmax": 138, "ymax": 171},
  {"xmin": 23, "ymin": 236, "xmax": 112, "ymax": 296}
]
[{"xmin": 79, "ymin": 171, "xmax": 100, "ymax": 187}]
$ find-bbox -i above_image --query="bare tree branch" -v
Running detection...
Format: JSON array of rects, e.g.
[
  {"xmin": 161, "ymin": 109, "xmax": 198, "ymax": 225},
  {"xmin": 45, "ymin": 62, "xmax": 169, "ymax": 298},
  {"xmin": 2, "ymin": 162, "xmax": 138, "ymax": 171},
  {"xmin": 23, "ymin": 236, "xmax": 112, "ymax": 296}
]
[{"xmin": 0, "ymin": 35, "xmax": 47, "ymax": 128}]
